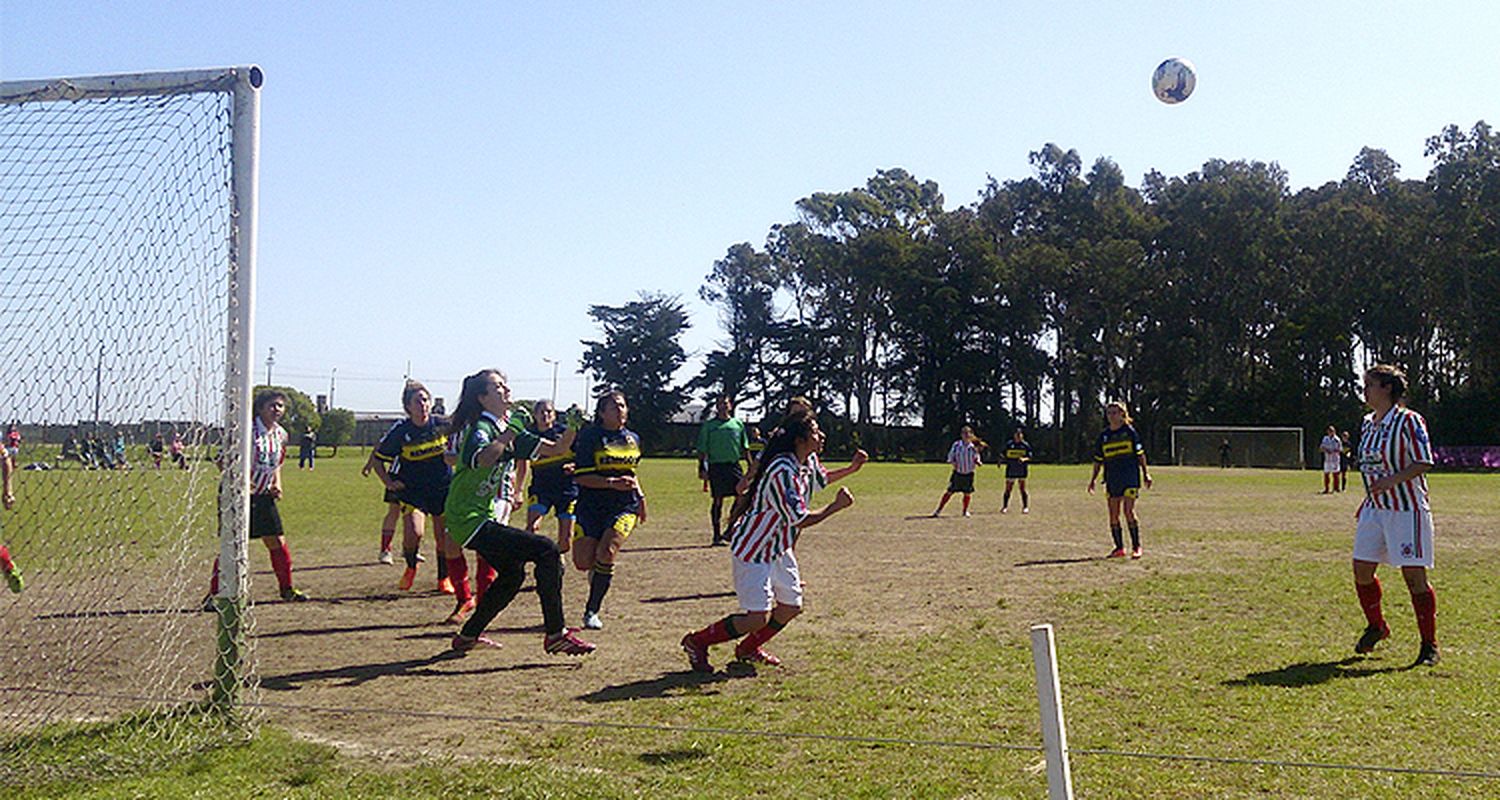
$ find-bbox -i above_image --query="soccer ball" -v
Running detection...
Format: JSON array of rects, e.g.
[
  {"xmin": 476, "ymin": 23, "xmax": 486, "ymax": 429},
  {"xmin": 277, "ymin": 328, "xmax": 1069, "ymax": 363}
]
[{"xmin": 1152, "ymin": 58, "xmax": 1196, "ymax": 104}]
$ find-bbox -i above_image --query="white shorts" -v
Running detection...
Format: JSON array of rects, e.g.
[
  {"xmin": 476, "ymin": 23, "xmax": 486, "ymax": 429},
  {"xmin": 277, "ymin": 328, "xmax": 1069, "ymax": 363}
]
[
  {"xmin": 1323, "ymin": 454, "xmax": 1341, "ymax": 473},
  {"xmin": 732, "ymin": 551, "xmax": 803, "ymax": 612},
  {"xmin": 1353, "ymin": 505, "xmax": 1434, "ymax": 568}
]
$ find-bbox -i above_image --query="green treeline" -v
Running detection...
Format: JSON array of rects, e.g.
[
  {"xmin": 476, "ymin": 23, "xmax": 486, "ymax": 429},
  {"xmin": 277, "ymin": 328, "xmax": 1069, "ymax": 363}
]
[{"xmin": 594, "ymin": 123, "xmax": 1500, "ymax": 461}]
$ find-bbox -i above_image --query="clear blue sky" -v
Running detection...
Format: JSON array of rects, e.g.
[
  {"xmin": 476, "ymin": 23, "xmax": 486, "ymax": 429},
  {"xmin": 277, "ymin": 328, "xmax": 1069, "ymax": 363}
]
[{"xmin": 3, "ymin": 2, "xmax": 1495, "ymax": 414}]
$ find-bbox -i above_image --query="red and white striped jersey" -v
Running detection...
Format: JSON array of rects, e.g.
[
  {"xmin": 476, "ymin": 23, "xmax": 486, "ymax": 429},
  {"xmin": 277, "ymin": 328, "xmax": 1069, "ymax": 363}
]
[
  {"xmin": 947, "ymin": 439, "xmax": 981, "ymax": 473},
  {"xmin": 1358, "ymin": 406, "xmax": 1433, "ymax": 511},
  {"xmin": 804, "ymin": 451, "xmax": 829, "ymax": 492},
  {"xmin": 730, "ymin": 452, "xmax": 810, "ymax": 564},
  {"xmin": 251, "ymin": 416, "xmax": 287, "ymax": 496}
]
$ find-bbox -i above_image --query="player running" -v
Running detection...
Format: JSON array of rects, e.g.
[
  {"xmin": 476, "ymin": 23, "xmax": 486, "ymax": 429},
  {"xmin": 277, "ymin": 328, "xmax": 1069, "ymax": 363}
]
[
  {"xmin": 1350, "ymin": 364, "xmax": 1440, "ymax": 667},
  {"xmin": 523, "ymin": 399, "xmax": 578, "ymax": 554},
  {"xmin": 1087, "ymin": 400, "xmax": 1152, "ymax": 559},
  {"xmin": 681, "ymin": 408, "xmax": 854, "ymax": 672},
  {"xmin": 371, "ymin": 381, "xmax": 456, "ymax": 597},
  {"xmin": 931, "ymin": 425, "xmax": 981, "ymax": 518},
  {"xmin": 444, "ymin": 369, "xmax": 594, "ymax": 656},
  {"xmin": 570, "ymin": 390, "xmax": 645, "ymax": 631},
  {"xmin": 1001, "ymin": 428, "xmax": 1033, "ymax": 514}
]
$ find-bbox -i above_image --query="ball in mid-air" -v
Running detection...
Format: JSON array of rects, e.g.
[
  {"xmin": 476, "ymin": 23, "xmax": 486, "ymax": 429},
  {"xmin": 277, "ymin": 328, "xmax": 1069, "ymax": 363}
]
[{"xmin": 1152, "ymin": 57, "xmax": 1196, "ymax": 104}]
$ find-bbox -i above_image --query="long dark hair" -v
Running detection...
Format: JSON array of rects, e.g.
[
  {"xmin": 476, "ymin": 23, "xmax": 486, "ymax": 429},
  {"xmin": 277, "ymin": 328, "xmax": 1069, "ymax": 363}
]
[
  {"xmin": 594, "ymin": 390, "xmax": 627, "ymax": 426},
  {"xmin": 744, "ymin": 408, "xmax": 816, "ymax": 502},
  {"xmin": 449, "ymin": 369, "xmax": 502, "ymax": 436}
]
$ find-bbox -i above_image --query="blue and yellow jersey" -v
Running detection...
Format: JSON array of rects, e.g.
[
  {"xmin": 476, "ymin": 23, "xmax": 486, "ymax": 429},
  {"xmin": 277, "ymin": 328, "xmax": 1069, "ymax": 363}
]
[
  {"xmin": 526, "ymin": 422, "xmax": 575, "ymax": 496},
  {"xmin": 375, "ymin": 417, "xmax": 452, "ymax": 491},
  {"xmin": 1094, "ymin": 425, "xmax": 1144, "ymax": 487},
  {"xmin": 573, "ymin": 423, "xmax": 642, "ymax": 516}
]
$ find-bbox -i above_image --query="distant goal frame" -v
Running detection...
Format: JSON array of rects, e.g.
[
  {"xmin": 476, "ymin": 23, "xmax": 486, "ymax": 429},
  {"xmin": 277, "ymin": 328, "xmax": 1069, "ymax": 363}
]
[{"xmin": 1170, "ymin": 425, "xmax": 1306, "ymax": 469}]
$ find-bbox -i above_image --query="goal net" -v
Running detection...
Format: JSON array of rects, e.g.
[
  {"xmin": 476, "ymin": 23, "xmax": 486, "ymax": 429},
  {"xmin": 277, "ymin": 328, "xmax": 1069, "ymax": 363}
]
[
  {"xmin": 1171, "ymin": 425, "xmax": 1305, "ymax": 469},
  {"xmin": 0, "ymin": 67, "xmax": 261, "ymax": 783}
]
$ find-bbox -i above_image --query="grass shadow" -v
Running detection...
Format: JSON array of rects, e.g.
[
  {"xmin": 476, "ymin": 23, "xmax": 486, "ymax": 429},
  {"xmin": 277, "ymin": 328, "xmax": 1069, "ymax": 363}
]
[
  {"xmin": 628, "ymin": 543, "xmax": 718, "ymax": 553},
  {"xmin": 576, "ymin": 670, "xmax": 737, "ymax": 703},
  {"xmin": 639, "ymin": 749, "xmax": 710, "ymax": 765},
  {"xmin": 34, "ymin": 606, "xmax": 196, "ymax": 620},
  {"xmin": 640, "ymin": 591, "xmax": 737, "ymax": 604},
  {"xmin": 1013, "ymin": 556, "xmax": 1105, "ymax": 567},
  {"xmin": 1223, "ymin": 656, "xmax": 1407, "ymax": 687},
  {"xmin": 255, "ymin": 621, "xmax": 430, "ymax": 639}
]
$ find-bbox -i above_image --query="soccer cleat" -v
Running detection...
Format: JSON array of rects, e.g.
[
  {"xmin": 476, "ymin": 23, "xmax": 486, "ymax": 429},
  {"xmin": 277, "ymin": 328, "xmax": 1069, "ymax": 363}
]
[
  {"xmin": 397, "ymin": 567, "xmax": 417, "ymax": 591},
  {"xmin": 1354, "ymin": 623, "xmax": 1390, "ymax": 654},
  {"xmin": 445, "ymin": 597, "xmax": 477, "ymax": 625},
  {"xmin": 1000, "ymin": 507, "xmax": 1009, "ymax": 514},
  {"xmin": 280, "ymin": 587, "xmax": 309, "ymax": 602},
  {"xmin": 1022, "ymin": 507, "xmax": 1030, "ymax": 514},
  {"xmin": 415, "ymin": 552, "xmax": 426, "ymax": 563},
  {"xmin": 544, "ymin": 628, "xmax": 597, "ymax": 656},
  {"xmin": 681, "ymin": 633, "xmax": 713, "ymax": 673},
  {"xmin": 930, "ymin": 510, "xmax": 941, "ymax": 518},
  {"xmin": 1106, "ymin": 548, "xmax": 1127, "ymax": 559},
  {"xmin": 582, "ymin": 610, "xmax": 604, "ymax": 630},
  {"xmin": 450, "ymin": 633, "xmax": 502, "ymax": 653},
  {"xmin": 734, "ymin": 645, "xmax": 782, "ymax": 667},
  {"xmin": 962, "ymin": 510, "xmax": 971, "ymax": 518},
  {"xmin": 4, "ymin": 566, "xmax": 23, "ymax": 594},
  {"xmin": 1412, "ymin": 642, "xmax": 1441, "ymax": 667},
  {"xmin": 437, "ymin": 577, "xmax": 456, "ymax": 595},
  {"xmin": 1130, "ymin": 547, "xmax": 1143, "ymax": 560},
  {"xmin": 378, "ymin": 550, "xmax": 394, "ymax": 565}
]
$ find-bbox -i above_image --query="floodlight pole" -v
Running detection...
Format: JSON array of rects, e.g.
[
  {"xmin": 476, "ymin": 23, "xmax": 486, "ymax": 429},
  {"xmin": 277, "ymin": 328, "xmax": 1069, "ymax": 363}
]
[{"xmin": 542, "ymin": 357, "xmax": 559, "ymax": 404}]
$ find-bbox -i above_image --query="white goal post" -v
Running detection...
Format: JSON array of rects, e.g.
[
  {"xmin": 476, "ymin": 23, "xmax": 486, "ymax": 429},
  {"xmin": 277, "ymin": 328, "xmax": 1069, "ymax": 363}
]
[
  {"xmin": 0, "ymin": 66, "xmax": 260, "ymax": 778},
  {"xmin": 1171, "ymin": 425, "xmax": 1305, "ymax": 469}
]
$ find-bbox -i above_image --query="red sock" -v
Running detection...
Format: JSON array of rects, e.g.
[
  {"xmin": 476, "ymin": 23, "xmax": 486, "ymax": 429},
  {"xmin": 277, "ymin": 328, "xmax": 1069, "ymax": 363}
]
[
  {"xmin": 736, "ymin": 618, "xmax": 787, "ymax": 654},
  {"xmin": 209, "ymin": 556, "xmax": 220, "ymax": 595},
  {"xmin": 0, "ymin": 544, "xmax": 13, "ymax": 573},
  {"xmin": 380, "ymin": 529, "xmax": 395, "ymax": 551},
  {"xmin": 1411, "ymin": 586, "xmax": 1437, "ymax": 645},
  {"xmin": 693, "ymin": 616, "xmax": 744, "ymax": 647},
  {"xmin": 961, "ymin": 495, "xmax": 971, "ymax": 513},
  {"xmin": 268, "ymin": 544, "xmax": 293, "ymax": 591},
  {"xmin": 446, "ymin": 555, "xmax": 471, "ymax": 604},
  {"xmin": 1356, "ymin": 579, "xmax": 1385, "ymax": 629},
  {"xmin": 475, "ymin": 555, "xmax": 496, "ymax": 598}
]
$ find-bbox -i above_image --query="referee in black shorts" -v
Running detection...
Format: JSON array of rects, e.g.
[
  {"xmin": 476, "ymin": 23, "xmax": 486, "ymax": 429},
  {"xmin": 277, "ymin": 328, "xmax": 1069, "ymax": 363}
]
[{"xmin": 696, "ymin": 395, "xmax": 753, "ymax": 546}]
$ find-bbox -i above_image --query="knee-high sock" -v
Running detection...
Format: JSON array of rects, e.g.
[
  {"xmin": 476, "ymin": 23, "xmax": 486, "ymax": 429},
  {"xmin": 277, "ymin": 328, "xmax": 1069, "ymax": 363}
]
[
  {"xmin": 475, "ymin": 554, "xmax": 497, "ymax": 599},
  {"xmin": 533, "ymin": 549, "xmax": 565, "ymax": 635},
  {"xmin": 736, "ymin": 618, "xmax": 788, "ymax": 655},
  {"xmin": 586, "ymin": 562, "xmax": 614, "ymax": 613},
  {"xmin": 380, "ymin": 528, "xmax": 395, "ymax": 552},
  {"xmin": 403, "ymin": 549, "xmax": 420, "ymax": 570},
  {"xmin": 267, "ymin": 544, "xmax": 293, "ymax": 591},
  {"xmin": 1356, "ymin": 579, "xmax": 1385, "ymax": 628},
  {"xmin": 1003, "ymin": 486, "xmax": 1012, "ymax": 508},
  {"xmin": 446, "ymin": 555, "xmax": 471, "ymax": 604},
  {"xmin": 1128, "ymin": 522, "xmax": 1140, "ymax": 549},
  {"xmin": 961, "ymin": 495, "xmax": 971, "ymax": 513},
  {"xmin": 1021, "ymin": 489, "xmax": 1029, "ymax": 508},
  {"xmin": 436, "ymin": 553, "xmax": 448, "ymax": 581},
  {"xmin": 691, "ymin": 614, "xmax": 748, "ymax": 647},
  {"xmin": 1110, "ymin": 525, "xmax": 1123, "ymax": 550},
  {"xmin": 1410, "ymin": 586, "xmax": 1437, "ymax": 644}
]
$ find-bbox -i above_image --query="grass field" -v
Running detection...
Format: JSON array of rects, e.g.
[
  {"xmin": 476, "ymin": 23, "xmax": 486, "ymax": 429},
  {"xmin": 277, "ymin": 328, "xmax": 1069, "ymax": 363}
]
[{"xmin": 4, "ymin": 451, "xmax": 1499, "ymax": 798}]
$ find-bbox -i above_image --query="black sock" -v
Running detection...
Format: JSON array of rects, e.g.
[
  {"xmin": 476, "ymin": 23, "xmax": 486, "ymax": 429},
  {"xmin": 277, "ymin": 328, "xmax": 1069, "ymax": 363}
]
[
  {"xmin": 586, "ymin": 562, "xmax": 614, "ymax": 613},
  {"xmin": 1002, "ymin": 486, "xmax": 1012, "ymax": 508},
  {"xmin": 1021, "ymin": 489, "xmax": 1029, "ymax": 508},
  {"xmin": 403, "ymin": 550, "xmax": 418, "ymax": 570},
  {"xmin": 1128, "ymin": 522, "xmax": 1140, "ymax": 549},
  {"xmin": 436, "ymin": 555, "xmax": 448, "ymax": 580},
  {"xmin": 1111, "ymin": 525, "xmax": 1124, "ymax": 550}
]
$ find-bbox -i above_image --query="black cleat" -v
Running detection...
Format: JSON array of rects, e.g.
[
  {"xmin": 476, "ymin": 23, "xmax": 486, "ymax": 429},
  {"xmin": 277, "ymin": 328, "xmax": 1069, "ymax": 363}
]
[
  {"xmin": 1354, "ymin": 623, "xmax": 1389, "ymax": 654},
  {"xmin": 1412, "ymin": 642, "xmax": 1441, "ymax": 667}
]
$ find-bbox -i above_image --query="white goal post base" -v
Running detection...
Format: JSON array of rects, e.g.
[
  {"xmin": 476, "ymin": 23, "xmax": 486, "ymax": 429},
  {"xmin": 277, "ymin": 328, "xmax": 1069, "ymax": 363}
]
[{"xmin": 1171, "ymin": 425, "xmax": 1305, "ymax": 469}]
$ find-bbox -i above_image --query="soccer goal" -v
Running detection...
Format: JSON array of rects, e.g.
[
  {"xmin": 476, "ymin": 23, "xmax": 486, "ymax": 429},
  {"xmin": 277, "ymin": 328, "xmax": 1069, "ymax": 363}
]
[
  {"xmin": 1171, "ymin": 425, "xmax": 1305, "ymax": 469},
  {"xmin": 0, "ymin": 67, "xmax": 261, "ymax": 781}
]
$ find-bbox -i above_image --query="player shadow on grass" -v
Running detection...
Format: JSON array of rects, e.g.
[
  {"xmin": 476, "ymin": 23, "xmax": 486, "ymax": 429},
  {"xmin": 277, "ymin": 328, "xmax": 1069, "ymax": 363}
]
[
  {"xmin": 1013, "ymin": 556, "xmax": 1112, "ymax": 567},
  {"xmin": 639, "ymin": 591, "xmax": 737, "ymax": 604},
  {"xmin": 253, "ymin": 652, "xmax": 566, "ymax": 691},
  {"xmin": 1222, "ymin": 657, "xmax": 1408, "ymax": 688},
  {"xmin": 577, "ymin": 665, "xmax": 761, "ymax": 703}
]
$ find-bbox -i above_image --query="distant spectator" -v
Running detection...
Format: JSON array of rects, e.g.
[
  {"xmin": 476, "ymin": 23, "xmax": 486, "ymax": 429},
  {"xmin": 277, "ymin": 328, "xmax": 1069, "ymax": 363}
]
[
  {"xmin": 1320, "ymin": 425, "xmax": 1342, "ymax": 494},
  {"xmin": 170, "ymin": 433, "xmax": 188, "ymax": 469},
  {"xmin": 148, "ymin": 433, "xmax": 165, "ymax": 469},
  {"xmin": 298, "ymin": 426, "xmax": 317, "ymax": 470},
  {"xmin": 1218, "ymin": 438, "xmax": 1232, "ymax": 469}
]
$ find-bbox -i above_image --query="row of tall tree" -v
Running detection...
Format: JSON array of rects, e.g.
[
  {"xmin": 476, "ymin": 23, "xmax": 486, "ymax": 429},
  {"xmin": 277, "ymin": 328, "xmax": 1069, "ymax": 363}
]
[{"xmin": 582, "ymin": 122, "xmax": 1500, "ymax": 460}]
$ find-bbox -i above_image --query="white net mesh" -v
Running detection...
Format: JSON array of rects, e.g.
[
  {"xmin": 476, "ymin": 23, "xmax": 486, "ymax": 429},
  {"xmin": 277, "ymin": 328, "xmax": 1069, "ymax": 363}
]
[
  {"xmin": 1172, "ymin": 426, "xmax": 1305, "ymax": 469},
  {"xmin": 0, "ymin": 73, "xmax": 255, "ymax": 782}
]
